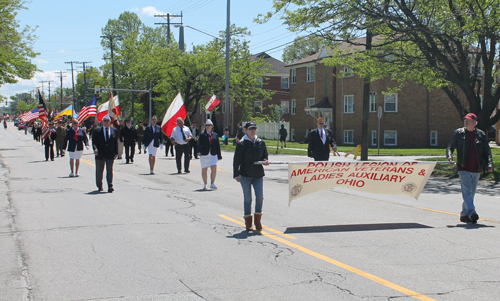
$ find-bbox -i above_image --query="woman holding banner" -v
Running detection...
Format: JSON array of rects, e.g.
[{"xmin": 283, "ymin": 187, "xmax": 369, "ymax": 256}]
[{"xmin": 233, "ymin": 121, "xmax": 269, "ymax": 231}]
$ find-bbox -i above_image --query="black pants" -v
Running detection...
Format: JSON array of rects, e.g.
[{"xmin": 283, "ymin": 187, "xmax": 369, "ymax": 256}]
[
  {"xmin": 45, "ymin": 144, "xmax": 54, "ymax": 161},
  {"xmin": 165, "ymin": 143, "xmax": 174, "ymax": 156},
  {"xmin": 95, "ymin": 158, "xmax": 114, "ymax": 189},
  {"xmin": 189, "ymin": 139, "xmax": 198, "ymax": 158},
  {"xmin": 175, "ymin": 144, "xmax": 190, "ymax": 172},
  {"xmin": 125, "ymin": 144, "xmax": 135, "ymax": 161}
]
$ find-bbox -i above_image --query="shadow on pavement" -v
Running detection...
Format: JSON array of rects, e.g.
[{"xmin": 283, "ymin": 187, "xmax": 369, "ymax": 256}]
[
  {"xmin": 446, "ymin": 223, "xmax": 495, "ymax": 229},
  {"xmin": 284, "ymin": 223, "xmax": 433, "ymax": 234},
  {"xmin": 226, "ymin": 230, "xmax": 263, "ymax": 239}
]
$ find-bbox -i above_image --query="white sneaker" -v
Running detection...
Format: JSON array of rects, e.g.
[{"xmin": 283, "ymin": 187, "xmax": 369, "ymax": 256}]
[
  {"xmin": 69, "ymin": 173, "xmax": 74, "ymax": 177},
  {"xmin": 203, "ymin": 184, "xmax": 208, "ymax": 190},
  {"xmin": 150, "ymin": 170, "xmax": 155, "ymax": 174},
  {"xmin": 210, "ymin": 183, "xmax": 217, "ymax": 189},
  {"xmin": 75, "ymin": 173, "xmax": 79, "ymax": 177}
]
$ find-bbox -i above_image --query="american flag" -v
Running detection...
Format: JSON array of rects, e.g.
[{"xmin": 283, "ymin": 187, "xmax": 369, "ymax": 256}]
[
  {"xmin": 77, "ymin": 95, "xmax": 97, "ymax": 125},
  {"xmin": 38, "ymin": 90, "xmax": 50, "ymax": 139},
  {"xmin": 20, "ymin": 107, "xmax": 39, "ymax": 122}
]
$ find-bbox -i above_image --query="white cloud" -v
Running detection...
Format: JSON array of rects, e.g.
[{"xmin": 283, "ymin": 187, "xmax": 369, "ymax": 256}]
[
  {"xmin": 36, "ymin": 58, "xmax": 49, "ymax": 64},
  {"xmin": 141, "ymin": 6, "xmax": 167, "ymax": 17},
  {"xmin": 0, "ymin": 70, "xmax": 74, "ymax": 100}
]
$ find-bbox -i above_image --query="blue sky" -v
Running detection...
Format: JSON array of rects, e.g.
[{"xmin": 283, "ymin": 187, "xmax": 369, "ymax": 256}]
[{"xmin": 1, "ymin": 0, "xmax": 299, "ymax": 104}]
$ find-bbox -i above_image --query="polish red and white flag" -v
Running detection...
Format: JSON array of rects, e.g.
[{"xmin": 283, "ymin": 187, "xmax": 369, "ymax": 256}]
[
  {"xmin": 161, "ymin": 92, "xmax": 187, "ymax": 137},
  {"xmin": 205, "ymin": 94, "xmax": 221, "ymax": 111},
  {"xmin": 97, "ymin": 93, "xmax": 121, "ymax": 122}
]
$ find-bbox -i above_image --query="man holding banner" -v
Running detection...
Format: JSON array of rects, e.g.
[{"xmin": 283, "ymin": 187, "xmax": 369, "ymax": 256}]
[
  {"xmin": 308, "ymin": 117, "xmax": 337, "ymax": 161},
  {"xmin": 447, "ymin": 113, "xmax": 493, "ymax": 224}
]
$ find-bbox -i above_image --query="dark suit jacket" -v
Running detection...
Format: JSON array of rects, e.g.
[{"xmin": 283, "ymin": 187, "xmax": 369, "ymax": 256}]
[
  {"xmin": 307, "ymin": 128, "xmax": 337, "ymax": 161},
  {"xmin": 63, "ymin": 128, "xmax": 89, "ymax": 152},
  {"xmin": 120, "ymin": 126, "xmax": 138, "ymax": 146},
  {"xmin": 92, "ymin": 126, "xmax": 118, "ymax": 160},
  {"xmin": 197, "ymin": 131, "xmax": 222, "ymax": 159},
  {"xmin": 43, "ymin": 130, "xmax": 57, "ymax": 146},
  {"xmin": 142, "ymin": 124, "xmax": 162, "ymax": 148}
]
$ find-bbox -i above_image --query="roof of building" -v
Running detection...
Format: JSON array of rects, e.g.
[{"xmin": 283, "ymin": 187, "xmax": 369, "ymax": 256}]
[
  {"xmin": 308, "ymin": 96, "xmax": 333, "ymax": 109},
  {"xmin": 251, "ymin": 52, "xmax": 288, "ymax": 76}
]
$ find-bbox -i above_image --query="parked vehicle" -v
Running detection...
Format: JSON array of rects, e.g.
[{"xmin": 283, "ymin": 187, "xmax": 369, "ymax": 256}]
[{"xmin": 17, "ymin": 123, "xmax": 25, "ymax": 130}]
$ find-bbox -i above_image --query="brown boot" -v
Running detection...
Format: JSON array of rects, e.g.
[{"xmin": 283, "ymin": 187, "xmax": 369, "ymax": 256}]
[
  {"xmin": 254, "ymin": 213, "xmax": 263, "ymax": 231},
  {"xmin": 244, "ymin": 215, "xmax": 254, "ymax": 231}
]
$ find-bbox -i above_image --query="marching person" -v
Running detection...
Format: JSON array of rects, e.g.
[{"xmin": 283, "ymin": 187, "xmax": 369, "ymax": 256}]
[
  {"xmin": 170, "ymin": 117, "xmax": 193, "ymax": 174},
  {"xmin": 233, "ymin": 121, "xmax": 269, "ymax": 231},
  {"xmin": 235, "ymin": 123, "xmax": 244, "ymax": 142},
  {"xmin": 115, "ymin": 119, "xmax": 125, "ymax": 159},
  {"xmin": 197, "ymin": 119, "xmax": 222, "ymax": 190},
  {"xmin": 55, "ymin": 120, "xmax": 66, "ymax": 157},
  {"xmin": 279, "ymin": 124, "xmax": 287, "ymax": 148},
  {"xmin": 307, "ymin": 117, "xmax": 337, "ymax": 161},
  {"xmin": 142, "ymin": 116, "xmax": 163, "ymax": 174},
  {"xmin": 121, "ymin": 119, "xmax": 138, "ymax": 164},
  {"xmin": 189, "ymin": 121, "xmax": 199, "ymax": 159},
  {"xmin": 43, "ymin": 122, "xmax": 57, "ymax": 161},
  {"xmin": 92, "ymin": 114, "xmax": 118, "ymax": 192},
  {"xmin": 136, "ymin": 121, "xmax": 146, "ymax": 154},
  {"xmin": 63, "ymin": 119, "xmax": 89, "ymax": 177},
  {"xmin": 164, "ymin": 133, "xmax": 174, "ymax": 157},
  {"xmin": 447, "ymin": 113, "xmax": 493, "ymax": 224}
]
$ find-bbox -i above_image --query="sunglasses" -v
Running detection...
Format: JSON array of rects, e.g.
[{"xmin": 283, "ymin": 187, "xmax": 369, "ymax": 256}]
[{"xmin": 318, "ymin": 122, "xmax": 324, "ymax": 125}]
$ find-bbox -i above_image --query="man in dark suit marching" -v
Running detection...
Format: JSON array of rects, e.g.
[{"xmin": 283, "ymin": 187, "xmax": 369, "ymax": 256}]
[
  {"xmin": 120, "ymin": 119, "xmax": 138, "ymax": 164},
  {"xmin": 307, "ymin": 117, "xmax": 337, "ymax": 161},
  {"xmin": 92, "ymin": 114, "xmax": 118, "ymax": 192}
]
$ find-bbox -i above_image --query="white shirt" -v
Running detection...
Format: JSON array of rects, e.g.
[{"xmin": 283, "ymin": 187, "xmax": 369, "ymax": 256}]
[
  {"xmin": 318, "ymin": 128, "xmax": 326, "ymax": 144},
  {"xmin": 170, "ymin": 126, "xmax": 192, "ymax": 145}
]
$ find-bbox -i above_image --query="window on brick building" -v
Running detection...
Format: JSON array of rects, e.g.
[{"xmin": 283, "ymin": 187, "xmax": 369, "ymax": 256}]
[
  {"xmin": 371, "ymin": 130, "xmax": 377, "ymax": 146},
  {"xmin": 291, "ymin": 69, "xmax": 296, "ymax": 84},
  {"xmin": 255, "ymin": 77, "xmax": 263, "ymax": 88},
  {"xmin": 343, "ymin": 65, "xmax": 354, "ymax": 77},
  {"xmin": 369, "ymin": 93, "xmax": 377, "ymax": 112},
  {"xmin": 281, "ymin": 77, "xmax": 289, "ymax": 89},
  {"xmin": 254, "ymin": 101, "xmax": 263, "ymax": 113},
  {"xmin": 291, "ymin": 99, "xmax": 296, "ymax": 115},
  {"xmin": 344, "ymin": 95, "xmax": 354, "ymax": 113},
  {"xmin": 469, "ymin": 55, "xmax": 483, "ymax": 75},
  {"xmin": 281, "ymin": 100, "xmax": 290, "ymax": 114},
  {"xmin": 307, "ymin": 66, "xmax": 315, "ymax": 82},
  {"xmin": 384, "ymin": 130, "xmax": 397, "ymax": 146},
  {"xmin": 344, "ymin": 130, "xmax": 354, "ymax": 144},
  {"xmin": 291, "ymin": 129, "xmax": 295, "ymax": 141},
  {"xmin": 430, "ymin": 131, "xmax": 438, "ymax": 146},
  {"xmin": 384, "ymin": 93, "xmax": 398, "ymax": 112},
  {"xmin": 306, "ymin": 98, "xmax": 315, "ymax": 115}
]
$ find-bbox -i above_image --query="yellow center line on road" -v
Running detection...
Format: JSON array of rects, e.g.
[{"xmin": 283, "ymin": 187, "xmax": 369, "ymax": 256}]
[
  {"xmin": 414, "ymin": 206, "xmax": 500, "ymax": 224},
  {"xmin": 80, "ymin": 159, "xmax": 116, "ymax": 174},
  {"xmin": 219, "ymin": 214, "xmax": 437, "ymax": 301},
  {"xmin": 235, "ymin": 216, "xmax": 297, "ymax": 240}
]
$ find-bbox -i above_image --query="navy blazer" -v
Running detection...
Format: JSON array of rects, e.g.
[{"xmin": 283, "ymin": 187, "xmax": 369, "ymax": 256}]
[
  {"xmin": 142, "ymin": 124, "xmax": 162, "ymax": 148},
  {"xmin": 92, "ymin": 126, "xmax": 118, "ymax": 160},
  {"xmin": 63, "ymin": 128, "xmax": 88, "ymax": 152},
  {"xmin": 307, "ymin": 128, "xmax": 336, "ymax": 161},
  {"xmin": 197, "ymin": 131, "xmax": 222, "ymax": 159}
]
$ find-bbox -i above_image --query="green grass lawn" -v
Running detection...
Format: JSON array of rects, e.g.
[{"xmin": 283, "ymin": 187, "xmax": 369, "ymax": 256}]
[{"xmin": 418, "ymin": 156, "xmax": 500, "ymax": 182}]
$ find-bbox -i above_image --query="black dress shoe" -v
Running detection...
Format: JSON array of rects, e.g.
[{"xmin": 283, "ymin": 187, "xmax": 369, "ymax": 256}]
[
  {"xmin": 131, "ymin": 158, "xmax": 133, "ymax": 162},
  {"xmin": 108, "ymin": 187, "xmax": 114, "ymax": 193},
  {"xmin": 178, "ymin": 171, "xmax": 182, "ymax": 174},
  {"xmin": 460, "ymin": 215, "xmax": 471, "ymax": 223},
  {"xmin": 470, "ymin": 213, "xmax": 479, "ymax": 224},
  {"xmin": 98, "ymin": 187, "xmax": 103, "ymax": 192},
  {"xmin": 126, "ymin": 160, "xmax": 129, "ymax": 164},
  {"xmin": 185, "ymin": 170, "xmax": 190, "ymax": 173}
]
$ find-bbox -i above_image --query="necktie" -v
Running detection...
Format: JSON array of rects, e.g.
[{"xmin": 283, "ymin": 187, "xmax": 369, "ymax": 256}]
[
  {"xmin": 208, "ymin": 132, "xmax": 213, "ymax": 144},
  {"xmin": 152, "ymin": 126, "xmax": 155, "ymax": 134},
  {"xmin": 73, "ymin": 129, "xmax": 78, "ymax": 141},
  {"xmin": 181, "ymin": 126, "xmax": 186, "ymax": 141},
  {"xmin": 105, "ymin": 128, "xmax": 109, "ymax": 141},
  {"xmin": 320, "ymin": 130, "xmax": 323, "ymax": 139}
]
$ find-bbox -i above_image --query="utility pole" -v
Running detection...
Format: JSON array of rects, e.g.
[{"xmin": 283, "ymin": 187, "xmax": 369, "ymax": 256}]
[
  {"xmin": 361, "ymin": 31, "xmax": 373, "ymax": 161},
  {"xmin": 100, "ymin": 35, "xmax": 122, "ymax": 89},
  {"xmin": 78, "ymin": 62, "xmax": 92, "ymax": 104},
  {"xmin": 39, "ymin": 80, "xmax": 49, "ymax": 99},
  {"xmin": 56, "ymin": 71, "xmax": 67, "ymax": 110},
  {"xmin": 154, "ymin": 12, "xmax": 183, "ymax": 45},
  {"xmin": 224, "ymin": 0, "xmax": 231, "ymax": 131},
  {"xmin": 47, "ymin": 81, "xmax": 54, "ymax": 104},
  {"xmin": 65, "ymin": 61, "xmax": 80, "ymax": 112}
]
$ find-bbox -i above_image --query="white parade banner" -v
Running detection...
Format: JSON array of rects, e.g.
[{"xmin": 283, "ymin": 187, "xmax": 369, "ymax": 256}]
[{"xmin": 288, "ymin": 161, "xmax": 436, "ymax": 206}]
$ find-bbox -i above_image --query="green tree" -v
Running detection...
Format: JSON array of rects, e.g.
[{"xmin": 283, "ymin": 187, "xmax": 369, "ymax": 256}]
[
  {"xmin": 0, "ymin": 0, "xmax": 38, "ymax": 87},
  {"xmin": 262, "ymin": 0, "xmax": 500, "ymax": 130},
  {"xmin": 282, "ymin": 35, "xmax": 329, "ymax": 64}
]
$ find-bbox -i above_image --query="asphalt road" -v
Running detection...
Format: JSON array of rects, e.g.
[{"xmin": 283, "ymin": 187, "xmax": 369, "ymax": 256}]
[{"xmin": 1, "ymin": 123, "xmax": 500, "ymax": 301}]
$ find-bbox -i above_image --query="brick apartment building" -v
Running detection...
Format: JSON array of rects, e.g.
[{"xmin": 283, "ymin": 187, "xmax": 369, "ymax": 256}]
[
  {"xmin": 190, "ymin": 52, "xmax": 290, "ymax": 137},
  {"xmin": 286, "ymin": 42, "xmax": 464, "ymax": 148}
]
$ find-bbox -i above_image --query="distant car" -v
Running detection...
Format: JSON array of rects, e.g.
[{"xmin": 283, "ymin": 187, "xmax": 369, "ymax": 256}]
[
  {"xmin": 17, "ymin": 123, "xmax": 25, "ymax": 130},
  {"xmin": 487, "ymin": 126, "xmax": 496, "ymax": 141}
]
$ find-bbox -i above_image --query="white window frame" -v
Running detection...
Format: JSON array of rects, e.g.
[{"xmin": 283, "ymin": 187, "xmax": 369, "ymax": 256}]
[
  {"xmin": 384, "ymin": 130, "xmax": 397, "ymax": 146},
  {"xmin": 384, "ymin": 93, "xmax": 398, "ymax": 113},
  {"xmin": 291, "ymin": 69, "xmax": 296, "ymax": 84},
  {"xmin": 291, "ymin": 99, "xmax": 296, "ymax": 115},
  {"xmin": 291, "ymin": 129, "xmax": 295, "ymax": 141},
  {"xmin": 281, "ymin": 77, "xmax": 289, "ymax": 89},
  {"xmin": 280, "ymin": 100, "xmax": 290, "ymax": 114},
  {"xmin": 369, "ymin": 93, "xmax": 377, "ymax": 112},
  {"xmin": 306, "ymin": 98, "xmax": 315, "ymax": 115},
  {"xmin": 344, "ymin": 95, "xmax": 354, "ymax": 113},
  {"xmin": 255, "ymin": 77, "xmax": 263, "ymax": 88},
  {"xmin": 343, "ymin": 65, "xmax": 354, "ymax": 78},
  {"xmin": 344, "ymin": 130, "xmax": 354, "ymax": 144},
  {"xmin": 307, "ymin": 66, "xmax": 315, "ymax": 82},
  {"xmin": 371, "ymin": 130, "xmax": 377, "ymax": 146},
  {"xmin": 254, "ymin": 101, "xmax": 263, "ymax": 114},
  {"xmin": 430, "ymin": 131, "xmax": 438, "ymax": 146}
]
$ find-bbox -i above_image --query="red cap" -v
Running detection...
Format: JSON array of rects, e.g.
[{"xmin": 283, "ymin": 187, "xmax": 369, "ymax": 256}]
[{"xmin": 463, "ymin": 113, "xmax": 477, "ymax": 121}]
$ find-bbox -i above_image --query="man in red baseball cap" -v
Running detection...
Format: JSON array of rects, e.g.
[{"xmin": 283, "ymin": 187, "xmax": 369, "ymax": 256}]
[{"xmin": 447, "ymin": 112, "xmax": 493, "ymax": 224}]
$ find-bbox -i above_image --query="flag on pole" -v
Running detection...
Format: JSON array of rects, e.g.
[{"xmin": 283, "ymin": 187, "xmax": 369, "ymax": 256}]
[
  {"xmin": 77, "ymin": 95, "xmax": 97, "ymax": 125},
  {"xmin": 161, "ymin": 92, "xmax": 187, "ymax": 137},
  {"xmin": 205, "ymin": 95, "xmax": 221, "ymax": 111},
  {"xmin": 20, "ymin": 107, "xmax": 39, "ymax": 122},
  {"xmin": 38, "ymin": 90, "xmax": 49, "ymax": 139},
  {"xmin": 97, "ymin": 93, "xmax": 120, "ymax": 122},
  {"xmin": 54, "ymin": 105, "xmax": 73, "ymax": 121}
]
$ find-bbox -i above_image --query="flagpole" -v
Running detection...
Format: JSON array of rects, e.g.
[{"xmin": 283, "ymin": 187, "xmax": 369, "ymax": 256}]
[{"xmin": 224, "ymin": 0, "xmax": 230, "ymax": 132}]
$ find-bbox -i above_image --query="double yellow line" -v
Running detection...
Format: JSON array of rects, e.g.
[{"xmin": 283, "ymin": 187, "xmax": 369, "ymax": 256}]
[{"xmin": 219, "ymin": 214, "xmax": 437, "ymax": 301}]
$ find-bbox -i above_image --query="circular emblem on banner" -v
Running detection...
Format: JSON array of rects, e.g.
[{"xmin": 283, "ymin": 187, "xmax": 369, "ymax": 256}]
[
  {"xmin": 291, "ymin": 184, "xmax": 303, "ymax": 197},
  {"xmin": 402, "ymin": 182, "xmax": 417, "ymax": 194}
]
